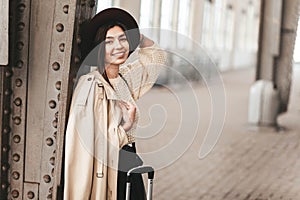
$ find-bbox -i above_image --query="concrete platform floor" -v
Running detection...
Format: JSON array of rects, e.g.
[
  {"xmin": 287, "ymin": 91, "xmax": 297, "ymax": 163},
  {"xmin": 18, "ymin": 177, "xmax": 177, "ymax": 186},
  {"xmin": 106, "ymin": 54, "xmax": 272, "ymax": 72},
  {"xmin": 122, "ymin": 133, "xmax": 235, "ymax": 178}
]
[{"xmin": 136, "ymin": 65, "xmax": 300, "ymax": 200}]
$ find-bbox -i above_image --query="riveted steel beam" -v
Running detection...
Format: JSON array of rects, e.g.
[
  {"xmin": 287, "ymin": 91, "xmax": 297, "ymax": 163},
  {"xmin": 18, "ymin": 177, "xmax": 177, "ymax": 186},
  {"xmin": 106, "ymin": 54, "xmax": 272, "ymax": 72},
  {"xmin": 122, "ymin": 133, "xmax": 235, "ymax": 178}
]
[
  {"xmin": 53, "ymin": 0, "xmax": 96, "ymax": 199},
  {"xmin": 1, "ymin": 0, "xmax": 96, "ymax": 199},
  {"xmin": 5, "ymin": 0, "xmax": 31, "ymax": 199}
]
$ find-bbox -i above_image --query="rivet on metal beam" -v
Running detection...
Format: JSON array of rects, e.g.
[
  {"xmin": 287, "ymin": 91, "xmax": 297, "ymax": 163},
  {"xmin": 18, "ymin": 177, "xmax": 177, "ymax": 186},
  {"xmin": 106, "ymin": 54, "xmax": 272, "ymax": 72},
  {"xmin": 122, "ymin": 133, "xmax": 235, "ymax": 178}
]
[
  {"xmin": 13, "ymin": 135, "xmax": 21, "ymax": 143},
  {"xmin": 2, "ymin": 145, "xmax": 10, "ymax": 153},
  {"xmin": 43, "ymin": 175, "xmax": 51, "ymax": 183},
  {"xmin": 89, "ymin": 0, "xmax": 96, "ymax": 8},
  {"xmin": 15, "ymin": 79, "xmax": 23, "ymax": 87},
  {"xmin": 4, "ymin": 89, "xmax": 12, "ymax": 96},
  {"xmin": 13, "ymin": 116, "xmax": 22, "ymax": 125},
  {"xmin": 4, "ymin": 108, "xmax": 11, "ymax": 115},
  {"xmin": 51, "ymin": 168, "xmax": 55, "ymax": 177},
  {"xmin": 5, "ymin": 69, "xmax": 13, "ymax": 78},
  {"xmin": 13, "ymin": 154, "xmax": 20, "ymax": 162},
  {"xmin": 12, "ymin": 171, "xmax": 20, "ymax": 180},
  {"xmin": 1, "ymin": 182, "xmax": 8, "ymax": 190},
  {"xmin": 52, "ymin": 119, "xmax": 58, "ymax": 128},
  {"xmin": 2, "ymin": 163, "xmax": 9, "ymax": 172},
  {"xmin": 14, "ymin": 98, "xmax": 22, "ymax": 106},
  {"xmin": 11, "ymin": 190, "xmax": 19, "ymax": 198},
  {"xmin": 49, "ymin": 157, "xmax": 55, "ymax": 165},
  {"xmin": 56, "ymin": 23, "xmax": 64, "ymax": 32},
  {"xmin": 16, "ymin": 60, "xmax": 24, "ymax": 68},
  {"xmin": 74, "ymin": 56, "xmax": 80, "ymax": 64},
  {"xmin": 55, "ymin": 81, "xmax": 61, "ymax": 90},
  {"xmin": 49, "ymin": 187, "xmax": 53, "ymax": 194},
  {"xmin": 27, "ymin": 191, "xmax": 35, "ymax": 199},
  {"xmin": 63, "ymin": 5, "xmax": 69, "ymax": 14},
  {"xmin": 17, "ymin": 22, "xmax": 25, "ymax": 31},
  {"xmin": 3, "ymin": 126, "xmax": 11, "ymax": 134},
  {"xmin": 76, "ymin": 36, "xmax": 81, "ymax": 44},
  {"xmin": 49, "ymin": 100, "xmax": 57, "ymax": 109},
  {"xmin": 52, "ymin": 62, "xmax": 60, "ymax": 71},
  {"xmin": 54, "ymin": 112, "xmax": 59, "ymax": 119},
  {"xmin": 16, "ymin": 41, "xmax": 24, "ymax": 51},
  {"xmin": 17, "ymin": 4, "xmax": 25, "ymax": 12},
  {"xmin": 59, "ymin": 43, "xmax": 65, "ymax": 52},
  {"xmin": 46, "ymin": 137, "xmax": 54, "ymax": 146}
]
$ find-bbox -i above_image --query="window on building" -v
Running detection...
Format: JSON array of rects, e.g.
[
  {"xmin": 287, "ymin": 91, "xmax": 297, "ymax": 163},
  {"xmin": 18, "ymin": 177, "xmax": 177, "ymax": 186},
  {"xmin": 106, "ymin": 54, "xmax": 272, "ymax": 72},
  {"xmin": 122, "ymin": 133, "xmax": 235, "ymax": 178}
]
[
  {"xmin": 214, "ymin": 0, "xmax": 225, "ymax": 50},
  {"xmin": 160, "ymin": 0, "xmax": 173, "ymax": 30},
  {"xmin": 238, "ymin": 10, "xmax": 247, "ymax": 50},
  {"xmin": 224, "ymin": 5, "xmax": 234, "ymax": 50},
  {"xmin": 177, "ymin": 0, "xmax": 191, "ymax": 49},
  {"xmin": 201, "ymin": 0, "xmax": 213, "ymax": 49},
  {"xmin": 159, "ymin": 0, "xmax": 175, "ymax": 49},
  {"xmin": 177, "ymin": 0, "xmax": 191, "ymax": 36},
  {"xmin": 139, "ymin": 0, "xmax": 154, "ymax": 28},
  {"xmin": 246, "ymin": 3, "xmax": 255, "ymax": 51},
  {"xmin": 247, "ymin": 2, "xmax": 260, "ymax": 52}
]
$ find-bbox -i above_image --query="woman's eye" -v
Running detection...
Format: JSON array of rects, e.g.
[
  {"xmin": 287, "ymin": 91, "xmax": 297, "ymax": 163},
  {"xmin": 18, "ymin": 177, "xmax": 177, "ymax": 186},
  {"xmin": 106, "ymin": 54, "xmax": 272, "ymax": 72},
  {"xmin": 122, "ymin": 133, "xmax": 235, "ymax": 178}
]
[
  {"xmin": 105, "ymin": 40, "xmax": 113, "ymax": 45},
  {"xmin": 119, "ymin": 37, "xmax": 127, "ymax": 42}
]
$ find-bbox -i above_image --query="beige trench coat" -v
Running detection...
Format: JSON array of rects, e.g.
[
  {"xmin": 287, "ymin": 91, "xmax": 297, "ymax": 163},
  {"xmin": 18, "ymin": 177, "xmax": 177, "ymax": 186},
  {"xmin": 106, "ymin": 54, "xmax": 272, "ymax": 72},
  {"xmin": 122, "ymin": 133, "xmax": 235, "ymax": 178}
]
[{"xmin": 64, "ymin": 44, "xmax": 166, "ymax": 200}]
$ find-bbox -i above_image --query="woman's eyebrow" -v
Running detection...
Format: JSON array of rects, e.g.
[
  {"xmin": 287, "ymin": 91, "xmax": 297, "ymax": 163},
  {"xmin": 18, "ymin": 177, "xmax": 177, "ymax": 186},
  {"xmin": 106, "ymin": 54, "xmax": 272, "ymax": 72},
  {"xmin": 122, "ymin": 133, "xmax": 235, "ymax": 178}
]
[
  {"xmin": 105, "ymin": 36, "xmax": 114, "ymax": 40},
  {"xmin": 118, "ymin": 33, "xmax": 126, "ymax": 38},
  {"xmin": 106, "ymin": 33, "xmax": 126, "ymax": 40}
]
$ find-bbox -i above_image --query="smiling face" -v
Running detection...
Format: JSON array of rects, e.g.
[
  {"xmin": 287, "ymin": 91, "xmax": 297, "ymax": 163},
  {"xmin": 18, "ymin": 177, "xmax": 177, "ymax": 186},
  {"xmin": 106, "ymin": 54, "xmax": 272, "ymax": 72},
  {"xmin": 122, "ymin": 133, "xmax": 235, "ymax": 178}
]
[{"xmin": 104, "ymin": 25, "xmax": 130, "ymax": 67}]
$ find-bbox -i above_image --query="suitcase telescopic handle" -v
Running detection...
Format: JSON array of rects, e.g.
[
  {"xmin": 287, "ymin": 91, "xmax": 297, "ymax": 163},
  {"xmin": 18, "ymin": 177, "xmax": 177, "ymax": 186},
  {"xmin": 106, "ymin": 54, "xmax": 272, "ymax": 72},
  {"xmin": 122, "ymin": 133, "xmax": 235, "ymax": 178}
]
[
  {"xmin": 126, "ymin": 166, "xmax": 155, "ymax": 200},
  {"xmin": 126, "ymin": 166, "xmax": 155, "ymax": 181}
]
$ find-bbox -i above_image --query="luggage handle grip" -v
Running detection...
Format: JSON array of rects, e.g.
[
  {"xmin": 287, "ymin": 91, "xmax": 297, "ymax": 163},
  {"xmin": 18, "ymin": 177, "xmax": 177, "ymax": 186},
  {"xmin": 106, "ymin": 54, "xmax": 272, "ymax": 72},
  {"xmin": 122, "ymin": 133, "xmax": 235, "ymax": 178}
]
[{"xmin": 126, "ymin": 166, "xmax": 155, "ymax": 182}]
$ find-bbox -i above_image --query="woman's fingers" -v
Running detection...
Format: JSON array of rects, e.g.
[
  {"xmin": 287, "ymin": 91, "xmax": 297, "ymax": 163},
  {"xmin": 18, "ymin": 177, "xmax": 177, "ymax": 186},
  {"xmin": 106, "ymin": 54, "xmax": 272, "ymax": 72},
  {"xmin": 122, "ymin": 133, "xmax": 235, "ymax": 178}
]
[
  {"xmin": 119, "ymin": 101, "xmax": 136, "ymax": 118},
  {"xmin": 119, "ymin": 101, "xmax": 135, "ymax": 110},
  {"xmin": 119, "ymin": 101, "xmax": 137, "ymax": 132}
]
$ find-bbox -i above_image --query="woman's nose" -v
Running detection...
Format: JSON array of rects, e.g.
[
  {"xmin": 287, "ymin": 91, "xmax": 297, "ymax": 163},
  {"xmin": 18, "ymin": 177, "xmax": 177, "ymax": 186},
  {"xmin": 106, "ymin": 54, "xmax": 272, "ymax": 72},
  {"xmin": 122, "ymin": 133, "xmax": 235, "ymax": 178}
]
[{"xmin": 114, "ymin": 39, "xmax": 123, "ymax": 49}]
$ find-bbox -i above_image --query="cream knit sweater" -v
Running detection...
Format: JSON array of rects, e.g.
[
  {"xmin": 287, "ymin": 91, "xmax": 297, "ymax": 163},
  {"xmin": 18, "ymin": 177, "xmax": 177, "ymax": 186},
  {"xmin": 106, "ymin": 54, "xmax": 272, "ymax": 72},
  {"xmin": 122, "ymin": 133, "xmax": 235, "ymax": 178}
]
[{"xmin": 109, "ymin": 43, "xmax": 166, "ymax": 143}]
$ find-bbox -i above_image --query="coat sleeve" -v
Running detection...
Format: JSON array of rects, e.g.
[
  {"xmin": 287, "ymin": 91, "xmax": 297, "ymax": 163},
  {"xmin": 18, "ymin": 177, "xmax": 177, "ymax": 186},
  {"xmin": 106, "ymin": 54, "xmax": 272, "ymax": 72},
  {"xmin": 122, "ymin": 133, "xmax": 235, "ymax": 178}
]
[
  {"xmin": 64, "ymin": 75, "xmax": 95, "ymax": 200},
  {"xmin": 64, "ymin": 115, "xmax": 94, "ymax": 200},
  {"xmin": 119, "ymin": 43, "xmax": 167, "ymax": 100}
]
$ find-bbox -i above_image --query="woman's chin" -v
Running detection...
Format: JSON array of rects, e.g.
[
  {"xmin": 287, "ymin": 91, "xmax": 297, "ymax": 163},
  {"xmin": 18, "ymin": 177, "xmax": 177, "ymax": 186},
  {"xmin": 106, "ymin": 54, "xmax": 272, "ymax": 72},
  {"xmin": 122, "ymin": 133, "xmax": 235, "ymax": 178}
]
[{"xmin": 112, "ymin": 58, "xmax": 127, "ymax": 65}]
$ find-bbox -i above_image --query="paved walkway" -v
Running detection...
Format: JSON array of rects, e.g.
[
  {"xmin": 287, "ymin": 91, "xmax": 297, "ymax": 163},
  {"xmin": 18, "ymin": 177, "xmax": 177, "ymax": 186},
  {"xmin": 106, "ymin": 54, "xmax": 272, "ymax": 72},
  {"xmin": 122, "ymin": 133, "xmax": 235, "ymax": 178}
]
[{"xmin": 136, "ymin": 65, "xmax": 300, "ymax": 200}]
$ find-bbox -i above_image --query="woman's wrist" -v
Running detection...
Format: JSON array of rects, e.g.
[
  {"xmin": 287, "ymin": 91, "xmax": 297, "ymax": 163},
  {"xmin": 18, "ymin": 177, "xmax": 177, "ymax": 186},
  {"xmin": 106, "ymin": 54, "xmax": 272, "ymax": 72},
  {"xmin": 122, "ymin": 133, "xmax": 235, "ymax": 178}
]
[
  {"xmin": 139, "ymin": 34, "xmax": 154, "ymax": 48},
  {"xmin": 121, "ymin": 121, "xmax": 133, "ymax": 132},
  {"xmin": 140, "ymin": 34, "xmax": 145, "ymax": 46}
]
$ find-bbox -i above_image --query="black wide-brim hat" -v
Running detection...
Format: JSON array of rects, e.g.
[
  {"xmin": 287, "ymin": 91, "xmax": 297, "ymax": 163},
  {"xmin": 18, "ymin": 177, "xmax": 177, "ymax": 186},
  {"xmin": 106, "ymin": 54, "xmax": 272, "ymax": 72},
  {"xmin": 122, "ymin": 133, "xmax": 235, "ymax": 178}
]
[{"xmin": 80, "ymin": 8, "xmax": 140, "ymax": 63}]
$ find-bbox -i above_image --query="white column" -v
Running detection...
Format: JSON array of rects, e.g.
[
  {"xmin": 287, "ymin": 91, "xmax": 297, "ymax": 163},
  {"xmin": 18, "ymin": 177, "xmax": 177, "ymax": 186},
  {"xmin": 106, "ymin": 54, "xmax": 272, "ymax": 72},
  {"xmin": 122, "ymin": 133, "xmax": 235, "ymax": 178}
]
[
  {"xmin": 190, "ymin": 0, "xmax": 205, "ymax": 44},
  {"xmin": 152, "ymin": 0, "xmax": 162, "ymax": 42},
  {"xmin": 172, "ymin": 0, "xmax": 179, "ymax": 49},
  {"xmin": 152, "ymin": 0, "xmax": 162, "ymax": 28}
]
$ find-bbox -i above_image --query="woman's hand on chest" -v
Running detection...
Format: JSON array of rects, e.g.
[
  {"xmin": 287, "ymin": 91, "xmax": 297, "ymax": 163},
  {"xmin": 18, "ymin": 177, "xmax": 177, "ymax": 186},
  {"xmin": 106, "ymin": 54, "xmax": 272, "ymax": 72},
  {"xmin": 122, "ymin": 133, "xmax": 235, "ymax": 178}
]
[{"xmin": 119, "ymin": 101, "xmax": 136, "ymax": 132}]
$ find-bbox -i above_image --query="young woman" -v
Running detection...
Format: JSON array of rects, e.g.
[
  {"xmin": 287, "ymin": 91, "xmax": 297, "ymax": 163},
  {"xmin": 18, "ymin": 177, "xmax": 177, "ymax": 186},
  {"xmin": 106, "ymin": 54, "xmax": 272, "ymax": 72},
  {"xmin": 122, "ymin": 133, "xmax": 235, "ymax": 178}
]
[{"xmin": 63, "ymin": 8, "xmax": 166, "ymax": 200}]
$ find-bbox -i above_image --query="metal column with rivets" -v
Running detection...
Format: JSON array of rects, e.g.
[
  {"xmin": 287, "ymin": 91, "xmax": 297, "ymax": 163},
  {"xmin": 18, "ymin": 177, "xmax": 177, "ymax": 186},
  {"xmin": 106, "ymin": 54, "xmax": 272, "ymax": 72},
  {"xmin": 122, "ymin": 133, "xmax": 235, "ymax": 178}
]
[{"xmin": 0, "ymin": 0, "xmax": 96, "ymax": 199}]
